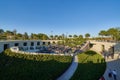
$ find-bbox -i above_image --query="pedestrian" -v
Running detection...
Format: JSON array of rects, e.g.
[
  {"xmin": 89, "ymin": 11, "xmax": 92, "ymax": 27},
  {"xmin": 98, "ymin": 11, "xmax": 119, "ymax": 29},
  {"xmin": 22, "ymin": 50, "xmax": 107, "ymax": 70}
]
[
  {"xmin": 108, "ymin": 69, "xmax": 112, "ymax": 78},
  {"xmin": 112, "ymin": 70, "xmax": 117, "ymax": 80},
  {"xmin": 99, "ymin": 76, "xmax": 105, "ymax": 80}
]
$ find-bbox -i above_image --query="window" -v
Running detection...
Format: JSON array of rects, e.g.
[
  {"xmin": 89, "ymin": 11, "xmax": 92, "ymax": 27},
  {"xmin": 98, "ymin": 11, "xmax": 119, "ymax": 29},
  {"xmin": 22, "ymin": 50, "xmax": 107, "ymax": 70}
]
[
  {"xmin": 37, "ymin": 42, "xmax": 40, "ymax": 45},
  {"xmin": 14, "ymin": 43, "xmax": 19, "ymax": 46},
  {"xmin": 48, "ymin": 42, "xmax": 50, "ymax": 45},
  {"xmin": 23, "ymin": 42, "xmax": 27, "ymax": 46},
  {"xmin": 31, "ymin": 42, "xmax": 34, "ymax": 46},
  {"xmin": 43, "ymin": 42, "xmax": 45, "ymax": 45}
]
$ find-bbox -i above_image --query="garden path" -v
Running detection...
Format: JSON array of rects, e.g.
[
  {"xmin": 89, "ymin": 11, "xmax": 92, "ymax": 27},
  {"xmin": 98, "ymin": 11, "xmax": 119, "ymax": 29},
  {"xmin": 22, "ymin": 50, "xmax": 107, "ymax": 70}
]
[
  {"xmin": 103, "ymin": 57, "xmax": 120, "ymax": 80},
  {"xmin": 57, "ymin": 55, "xmax": 78, "ymax": 80}
]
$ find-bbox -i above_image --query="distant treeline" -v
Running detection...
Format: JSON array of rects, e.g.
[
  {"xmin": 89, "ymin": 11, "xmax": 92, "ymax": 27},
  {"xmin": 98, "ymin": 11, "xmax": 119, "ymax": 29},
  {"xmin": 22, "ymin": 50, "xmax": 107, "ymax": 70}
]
[{"xmin": 0, "ymin": 27, "xmax": 120, "ymax": 41}]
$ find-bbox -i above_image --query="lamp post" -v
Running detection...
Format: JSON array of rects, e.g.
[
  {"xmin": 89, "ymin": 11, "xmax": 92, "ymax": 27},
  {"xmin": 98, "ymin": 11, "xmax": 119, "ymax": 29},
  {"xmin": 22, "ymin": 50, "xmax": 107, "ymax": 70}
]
[
  {"xmin": 66, "ymin": 32, "xmax": 68, "ymax": 39},
  {"xmin": 51, "ymin": 31, "xmax": 53, "ymax": 40}
]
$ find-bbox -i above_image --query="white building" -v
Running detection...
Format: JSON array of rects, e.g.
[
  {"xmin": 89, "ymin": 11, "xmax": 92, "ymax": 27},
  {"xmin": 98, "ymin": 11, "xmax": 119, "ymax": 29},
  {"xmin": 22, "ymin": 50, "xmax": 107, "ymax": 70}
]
[{"xmin": 0, "ymin": 40, "xmax": 55, "ymax": 53}]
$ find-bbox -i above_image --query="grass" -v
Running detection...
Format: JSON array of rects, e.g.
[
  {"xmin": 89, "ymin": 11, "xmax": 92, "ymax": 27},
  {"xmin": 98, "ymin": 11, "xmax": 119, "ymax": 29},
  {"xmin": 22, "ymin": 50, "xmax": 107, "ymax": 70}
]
[
  {"xmin": 71, "ymin": 50, "xmax": 106, "ymax": 80},
  {"xmin": 0, "ymin": 49, "xmax": 72, "ymax": 80}
]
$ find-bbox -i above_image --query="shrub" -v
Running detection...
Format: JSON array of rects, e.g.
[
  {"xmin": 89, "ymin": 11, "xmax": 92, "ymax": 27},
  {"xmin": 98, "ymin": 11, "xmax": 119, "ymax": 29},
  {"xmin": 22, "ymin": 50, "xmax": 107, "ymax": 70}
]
[{"xmin": 0, "ymin": 49, "xmax": 72, "ymax": 80}]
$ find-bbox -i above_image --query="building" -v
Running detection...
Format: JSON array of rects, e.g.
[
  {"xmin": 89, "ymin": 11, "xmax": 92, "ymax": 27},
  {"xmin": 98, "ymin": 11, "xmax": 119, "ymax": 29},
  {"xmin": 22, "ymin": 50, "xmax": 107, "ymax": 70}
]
[{"xmin": 0, "ymin": 40, "xmax": 60, "ymax": 53}]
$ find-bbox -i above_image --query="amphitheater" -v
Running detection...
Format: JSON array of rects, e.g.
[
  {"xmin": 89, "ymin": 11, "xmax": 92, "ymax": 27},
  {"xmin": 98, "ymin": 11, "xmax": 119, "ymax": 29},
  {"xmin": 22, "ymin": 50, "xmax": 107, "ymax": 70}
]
[{"xmin": 0, "ymin": 40, "xmax": 120, "ymax": 80}]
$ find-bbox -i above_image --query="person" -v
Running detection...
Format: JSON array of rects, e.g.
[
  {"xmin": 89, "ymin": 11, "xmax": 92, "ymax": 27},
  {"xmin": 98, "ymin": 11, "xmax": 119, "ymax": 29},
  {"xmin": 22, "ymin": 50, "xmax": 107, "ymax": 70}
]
[
  {"xmin": 99, "ymin": 76, "xmax": 105, "ymax": 80},
  {"xmin": 112, "ymin": 70, "xmax": 117, "ymax": 80},
  {"xmin": 117, "ymin": 53, "xmax": 120, "ymax": 59},
  {"xmin": 108, "ymin": 69, "xmax": 112, "ymax": 78},
  {"xmin": 111, "ymin": 46, "xmax": 114, "ymax": 59}
]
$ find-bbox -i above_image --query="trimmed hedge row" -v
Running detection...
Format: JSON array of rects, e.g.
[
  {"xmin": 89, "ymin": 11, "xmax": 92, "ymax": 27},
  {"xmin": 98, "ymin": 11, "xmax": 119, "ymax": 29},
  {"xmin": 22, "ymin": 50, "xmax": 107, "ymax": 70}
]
[
  {"xmin": 71, "ymin": 50, "xmax": 106, "ymax": 80},
  {"xmin": 0, "ymin": 49, "xmax": 72, "ymax": 80}
]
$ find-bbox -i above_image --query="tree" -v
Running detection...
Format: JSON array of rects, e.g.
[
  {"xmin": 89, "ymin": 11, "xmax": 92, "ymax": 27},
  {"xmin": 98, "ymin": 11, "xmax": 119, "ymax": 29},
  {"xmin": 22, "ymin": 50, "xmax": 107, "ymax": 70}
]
[
  {"xmin": 73, "ymin": 34, "xmax": 78, "ymax": 38},
  {"xmin": 0, "ymin": 29, "xmax": 5, "ymax": 40},
  {"xmin": 99, "ymin": 30, "xmax": 109, "ymax": 40},
  {"xmin": 37, "ymin": 33, "xmax": 49, "ymax": 40},
  {"xmin": 58, "ymin": 35, "xmax": 62, "ymax": 40},
  {"xmin": 33, "ymin": 33, "xmax": 38, "ymax": 40},
  {"xmin": 107, "ymin": 28, "xmax": 120, "ymax": 41},
  {"xmin": 30, "ymin": 33, "xmax": 34, "ymax": 39},
  {"xmin": 13, "ymin": 29, "xmax": 17, "ymax": 40},
  {"xmin": 42, "ymin": 34, "xmax": 49, "ymax": 40},
  {"xmin": 79, "ymin": 35, "xmax": 83, "ymax": 39},
  {"xmin": 69, "ymin": 35, "xmax": 72, "ymax": 38},
  {"xmin": 116, "ymin": 27, "xmax": 120, "ymax": 40},
  {"xmin": 99, "ymin": 30, "xmax": 108, "ymax": 37},
  {"xmin": 54, "ymin": 35, "xmax": 58, "ymax": 40},
  {"xmin": 5, "ymin": 30, "xmax": 14, "ymax": 39},
  {"xmin": 16, "ymin": 33, "xmax": 23, "ymax": 39},
  {"xmin": 23, "ymin": 32, "xmax": 29, "ymax": 40},
  {"xmin": 0, "ymin": 29, "xmax": 4, "ymax": 34},
  {"xmin": 50, "ymin": 35, "xmax": 53, "ymax": 40},
  {"xmin": 85, "ymin": 33, "xmax": 90, "ymax": 39}
]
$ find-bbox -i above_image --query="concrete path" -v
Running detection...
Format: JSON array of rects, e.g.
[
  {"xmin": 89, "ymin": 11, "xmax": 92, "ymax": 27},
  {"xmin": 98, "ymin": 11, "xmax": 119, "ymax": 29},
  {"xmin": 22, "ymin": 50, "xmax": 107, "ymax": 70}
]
[
  {"xmin": 90, "ymin": 46, "xmax": 120, "ymax": 80},
  {"xmin": 103, "ymin": 57, "xmax": 120, "ymax": 80},
  {"xmin": 57, "ymin": 55, "xmax": 78, "ymax": 80},
  {"xmin": 57, "ymin": 41, "xmax": 89, "ymax": 80}
]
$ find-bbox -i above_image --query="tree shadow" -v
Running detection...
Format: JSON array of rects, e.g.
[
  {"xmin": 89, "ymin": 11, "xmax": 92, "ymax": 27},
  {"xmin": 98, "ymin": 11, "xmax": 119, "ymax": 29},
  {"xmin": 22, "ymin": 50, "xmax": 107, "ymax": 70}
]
[
  {"xmin": 71, "ymin": 60, "xmax": 106, "ymax": 80},
  {"xmin": 84, "ymin": 50, "xmax": 97, "ymax": 56}
]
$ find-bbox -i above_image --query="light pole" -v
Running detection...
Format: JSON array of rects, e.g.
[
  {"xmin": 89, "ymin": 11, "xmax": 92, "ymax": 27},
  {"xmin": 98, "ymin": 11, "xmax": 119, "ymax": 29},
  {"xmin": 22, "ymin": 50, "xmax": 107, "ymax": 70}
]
[
  {"xmin": 66, "ymin": 32, "xmax": 68, "ymax": 38},
  {"xmin": 51, "ymin": 31, "xmax": 53, "ymax": 40}
]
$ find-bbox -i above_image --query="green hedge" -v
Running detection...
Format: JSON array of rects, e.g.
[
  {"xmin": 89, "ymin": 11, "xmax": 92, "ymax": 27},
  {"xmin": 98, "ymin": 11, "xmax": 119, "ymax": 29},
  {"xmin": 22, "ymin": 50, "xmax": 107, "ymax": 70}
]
[
  {"xmin": 71, "ymin": 50, "xmax": 106, "ymax": 80},
  {"xmin": 0, "ymin": 49, "xmax": 72, "ymax": 80}
]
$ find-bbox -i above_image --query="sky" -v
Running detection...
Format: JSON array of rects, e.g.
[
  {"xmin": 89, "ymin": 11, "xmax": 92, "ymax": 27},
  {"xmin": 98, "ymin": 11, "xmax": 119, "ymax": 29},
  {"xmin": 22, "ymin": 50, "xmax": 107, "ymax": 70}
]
[{"xmin": 0, "ymin": 0, "xmax": 120, "ymax": 37}]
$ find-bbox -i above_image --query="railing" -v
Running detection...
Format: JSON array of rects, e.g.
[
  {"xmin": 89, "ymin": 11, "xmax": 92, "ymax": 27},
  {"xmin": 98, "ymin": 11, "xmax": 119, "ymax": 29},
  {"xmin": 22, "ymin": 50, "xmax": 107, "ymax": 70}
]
[
  {"xmin": 80, "ymin": 41, "xmax": 90, "ymax": 51},
  {"xmin": 10, "ymin": 47, "xmax": 73, "ymax": 56}
]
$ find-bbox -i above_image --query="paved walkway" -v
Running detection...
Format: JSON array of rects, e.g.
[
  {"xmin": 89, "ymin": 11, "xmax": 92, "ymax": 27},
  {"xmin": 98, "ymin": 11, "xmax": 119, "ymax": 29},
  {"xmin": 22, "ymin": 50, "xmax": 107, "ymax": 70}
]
[
  {"xmin": 57, "ymin": 55, "xmax": 78, "ymax": 80},
  {"xmin": 103, "ymin": 57, "xmax": 120, "ymax": 80},
  {"xmin": 90, "ymin": 45, "xmax": 120, "ymax": 80}
]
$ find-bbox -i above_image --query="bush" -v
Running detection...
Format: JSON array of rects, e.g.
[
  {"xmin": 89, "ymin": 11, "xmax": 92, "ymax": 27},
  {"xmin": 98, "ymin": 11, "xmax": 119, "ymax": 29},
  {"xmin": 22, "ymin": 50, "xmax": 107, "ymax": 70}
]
[{"xmin": 0, "ymin": 49, "xmax": 72, "ymax": 80}]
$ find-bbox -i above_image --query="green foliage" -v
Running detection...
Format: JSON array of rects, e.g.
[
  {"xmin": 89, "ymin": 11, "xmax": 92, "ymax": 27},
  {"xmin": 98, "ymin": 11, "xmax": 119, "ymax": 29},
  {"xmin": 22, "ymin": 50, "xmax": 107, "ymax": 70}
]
[
  {"xmin": 85, "ymin": 33, "xmax": 90, "ymax": 38},
  {"xmin": 98, "ymin": 27, "xmax": 120, "ymax": 41},
  {"xmin": 71, "ymin": 50, "xmax": 106, "ymax": 80},
  {"xmin": 58, "ymin": 37, "xmax": 85, "ymax": 47},
  {"xmin": 99, "ymin": 30, "xmax": 109, "ymax": 36},
  {"xmin": 0, "ymin": 49, "xmax": 72, "ymax": 80}
]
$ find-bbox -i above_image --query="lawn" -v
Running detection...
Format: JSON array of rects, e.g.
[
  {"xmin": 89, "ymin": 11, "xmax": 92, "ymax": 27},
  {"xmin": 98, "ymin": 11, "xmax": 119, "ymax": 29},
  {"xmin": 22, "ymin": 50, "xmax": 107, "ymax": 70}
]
[
  {"xmin": 71, "ymin": 50, "xmax": 106, "ymax": 80},
  {"xmin": 0, "ymin": 49, "xmax": 72, "ymax": 80}
]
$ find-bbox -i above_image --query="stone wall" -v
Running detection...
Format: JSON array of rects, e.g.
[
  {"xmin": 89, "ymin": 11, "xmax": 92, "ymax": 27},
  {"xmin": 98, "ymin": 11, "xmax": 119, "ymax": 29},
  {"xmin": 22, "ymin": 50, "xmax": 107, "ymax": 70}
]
[{"xmin": 90, "ymin": 40, "xmax": 120, "ymax": 54}]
